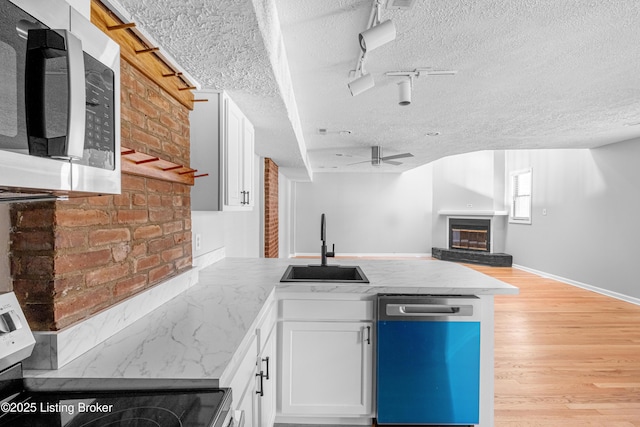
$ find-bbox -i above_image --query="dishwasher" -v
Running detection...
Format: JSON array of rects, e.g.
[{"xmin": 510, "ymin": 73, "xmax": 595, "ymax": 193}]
[{"xmin": 376, "ymin": 295, "xmax": 481, "ymax": 426}]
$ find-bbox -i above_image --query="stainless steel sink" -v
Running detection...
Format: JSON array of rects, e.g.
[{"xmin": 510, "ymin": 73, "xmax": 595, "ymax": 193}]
[{"xmin": 280, "ymin": 265, "xmax": 369, "ymax": 283}]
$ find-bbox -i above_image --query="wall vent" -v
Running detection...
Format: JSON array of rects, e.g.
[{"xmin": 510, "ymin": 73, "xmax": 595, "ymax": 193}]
[{"xmin": 386, "ymin": 0, "xmax": 417, "ymax": 10}]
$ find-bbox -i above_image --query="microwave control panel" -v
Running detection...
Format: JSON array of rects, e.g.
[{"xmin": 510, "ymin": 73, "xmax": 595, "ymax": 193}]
[{"xmin": 80, "ymin": 52, "xmax": 116, "ymax": 171}]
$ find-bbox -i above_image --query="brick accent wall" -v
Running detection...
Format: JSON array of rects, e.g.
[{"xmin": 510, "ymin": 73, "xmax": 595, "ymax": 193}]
[
  {"xmin": 264, "ymin": 158, "xmax": 279, "ymax": 258},
  {"xmin": 9, "ymin": 60, "xmax": 192, "ymax": 331}
]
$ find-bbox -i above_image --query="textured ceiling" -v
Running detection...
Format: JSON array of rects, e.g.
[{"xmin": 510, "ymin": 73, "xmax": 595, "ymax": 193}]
[{"xmin": 113, "ymin": 0, "xmax": 640, "ymax": 177}]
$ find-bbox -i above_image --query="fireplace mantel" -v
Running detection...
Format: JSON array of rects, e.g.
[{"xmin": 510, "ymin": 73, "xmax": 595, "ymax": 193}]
[{"xmin": 438, "ymin": 210, "xmax": 508, "ymax": 217}]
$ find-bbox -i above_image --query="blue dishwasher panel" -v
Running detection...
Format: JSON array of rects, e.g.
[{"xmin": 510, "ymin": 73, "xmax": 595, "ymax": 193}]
[{"xmin": 377, "ymin": 320, "xmax": 481, "ymax": 425}]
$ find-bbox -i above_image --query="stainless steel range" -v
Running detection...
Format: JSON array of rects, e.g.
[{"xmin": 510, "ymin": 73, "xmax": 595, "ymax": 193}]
[{"xmin": 0, "ymin": 292, "xmax": 233, "ymax": 427}]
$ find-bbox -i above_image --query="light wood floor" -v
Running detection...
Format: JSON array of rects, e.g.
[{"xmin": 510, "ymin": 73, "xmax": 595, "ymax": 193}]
[{"xmin": 466, "ymin": 264, "xmax": 640, "ymax": 427}]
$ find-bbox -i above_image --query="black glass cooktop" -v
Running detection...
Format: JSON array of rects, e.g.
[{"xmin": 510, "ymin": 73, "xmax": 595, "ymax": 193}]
[{"xmin": 0, "ymin": 388, "xmax": 229, "ymax": 427}]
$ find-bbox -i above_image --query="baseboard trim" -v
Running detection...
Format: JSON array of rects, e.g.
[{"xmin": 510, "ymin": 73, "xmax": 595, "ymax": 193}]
[
  {"xmin": 513, "ymin": 264, "xmax": 640, "ymax": 307},
  {"xmin": 193, "ymin": 247, "xmax": 226, "ymax": 270},
  {"xmin": 291, "ymin": 252, "xmax": 431, "ymax": 259}
]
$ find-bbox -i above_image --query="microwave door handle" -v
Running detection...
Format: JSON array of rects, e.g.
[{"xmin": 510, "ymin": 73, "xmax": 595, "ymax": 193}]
[
  {"xmin": 25, "ymin": 29, "xmax": 85, "ymax": 160},
  {"xmin": 63, "ymin": 30, "xmax": 85, "ymax": 160}
]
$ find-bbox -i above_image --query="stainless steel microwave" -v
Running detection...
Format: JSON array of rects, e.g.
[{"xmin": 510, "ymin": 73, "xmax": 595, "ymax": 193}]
[{"xmin": 0, "ymin": 0, "xmax": 120, "ymax": 202}]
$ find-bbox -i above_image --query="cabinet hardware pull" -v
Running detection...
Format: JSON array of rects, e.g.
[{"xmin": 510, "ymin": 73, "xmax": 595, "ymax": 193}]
[
  {"xmin": 365, "ymin": 326, "xmax": 371, "ymax": 345},
  {"xmin": 262, "ymin": 356, "xmax": 270, "ymax": 380},
  {"xmin": 256, "ymin": 371, "xmax": 264, "ymax": 397}
]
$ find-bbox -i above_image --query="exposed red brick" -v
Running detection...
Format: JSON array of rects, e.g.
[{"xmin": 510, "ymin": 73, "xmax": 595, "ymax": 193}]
[
  {"xmin": 159, "ymin": 113, "xmax": 180, "ymax": 132},
  {"xmin": 149, "ymin": 264, "xmax": 173, "ymax": 284},
  {"xmin": 54, "ymin": 286, "xmax": 113, "ymax": 328},
  {"xmin": 264, "ymin": 158, "xmax": 279, "ymax": 258},
  {"xmin": 134, "ymin": 254, "xmax": 161, "ymax": 272},
  {"xmin": 54, "ymin": 249, "xmax": 112, "ymax": 275},
  {"xmin": 149, "ymin": 236, "xmax": 174, "ymax": 254},
  {"xmin": 130, "ymin": 95, "xmax": 159, "ymax": 120},
  {"xmin": 132, "ymin": 193, "xmax": 147, "ymax": 206},
  {"xmin": 56, "ymin": 209, "xmax": 111, "ymax": 227},
  {"xmin": 131, "ymin": 126, "xmax": 161, "ymax": 150},
  {"xmin": 116, "ymin": 209, "xmax": 148, "ymax": 224},
  {"xmin": 122, "ymin": 175, "xmax": 146, "ymax": 191},
  {"xmin": 149, "ymin": 208, "xmax": 173, "ymax": 222},
  {"xmin": 11, "ymin": 230, "xmax": 54, "ymax": 251},
  {"xmin": 161, "ymin": 246, "xmax": 183, "ymax": 262},
  {"xmin": 147, "ymin": 179, "xmax": 173, "ymax": 193},
  {"xmin": 55, "ymin": 229, "xmax": 88, "ymax": 249},
  {"xmin": 86, "ymin": 263, "xmax": 129, "ymax": 287},
  {"xmin": 133, "ymin": 225, "xmax": 162, "ymax": 240},
  {"xmin": 111, "ymin": 243, "xmax": 131, "ymax": 263},
  {"xmin": 12, "ymin": 204, "xmax": 55, "ymax": 228},
  {"xmin": 114, "ymin": 274, "xmax": 147, "ymax": 297},
  {"xmin": 89, "ymin": 228, "xmax": 131, "ymax": 246},
  {"xmin": 113, "ymin": 192, "xmax": 131, "ymax": 207},
  {"xmin": 163, "ymin": 221, "xmax": 183, "ymax": 235},
  {"xmin": 87, "ymin": 195, "xmax": 112, "ymax": 206}
]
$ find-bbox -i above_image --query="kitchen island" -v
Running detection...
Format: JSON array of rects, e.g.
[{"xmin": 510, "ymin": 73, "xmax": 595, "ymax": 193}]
[{"xmin": 24, "ymin": 257, "xmax": 518, "ymax": 426}]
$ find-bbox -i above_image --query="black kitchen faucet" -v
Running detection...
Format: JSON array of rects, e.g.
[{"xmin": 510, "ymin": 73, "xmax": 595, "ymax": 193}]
[{"xmin": 320, "ymin": 213, "xmax": 335, "ymax": 266}]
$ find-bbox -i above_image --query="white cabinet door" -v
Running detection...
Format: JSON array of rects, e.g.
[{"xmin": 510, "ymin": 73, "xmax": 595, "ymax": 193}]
[
  {"xmin": 236, "ymin": 366, "xmax": 258, "ymax": 427},
  {"xmin": 280, "ymin": 321, "xmax": 373, "ymax": 416},
  {"xmin": 224, "ymin": 96, "xmax": 244, "ymax": 207},
  {"xmin": 257, "ymin": 328, "xmax": 276, "ymax": 427}
]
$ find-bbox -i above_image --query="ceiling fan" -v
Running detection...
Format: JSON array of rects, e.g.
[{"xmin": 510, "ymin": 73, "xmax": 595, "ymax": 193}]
[{"xmin": 349, "ymin": 146, "xmax": 414, "ymax": 166}]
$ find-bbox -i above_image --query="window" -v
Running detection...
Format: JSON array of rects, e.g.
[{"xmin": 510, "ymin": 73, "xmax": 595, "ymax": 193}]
[{"xmin": 509, "ymin": 168, "xmax": 532, "ymax": 224}]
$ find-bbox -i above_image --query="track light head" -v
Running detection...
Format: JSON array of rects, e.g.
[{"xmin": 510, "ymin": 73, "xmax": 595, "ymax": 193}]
[
  {"xmin": 398, "ymin": 78, "xmax": 412, "ymax": 106},
  {"xmin": 348, "ymin": 72, "xmax": 375, "ymax": 96},
  {"xmin": 359, "ymin": 19, "xmax": 396, "ymax": 53}
]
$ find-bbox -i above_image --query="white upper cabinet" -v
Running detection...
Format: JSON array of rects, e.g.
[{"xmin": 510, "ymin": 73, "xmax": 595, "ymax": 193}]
[{"xmin": 190, "ymin": 91, "xmax": 255, "ymax": 211}]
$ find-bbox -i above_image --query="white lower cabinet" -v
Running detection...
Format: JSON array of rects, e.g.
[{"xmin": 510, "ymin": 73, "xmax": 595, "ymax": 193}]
[
  {"xmin": 223, "ymin": 298, "xmax": 277, "ymax": 427},
  {"xmin": 278, "ymin": 299, "xmax": 374, "ymax": 420},
  {"xmin": 257, "ymin": 328, "xmax": 277, "ymax": 427}
]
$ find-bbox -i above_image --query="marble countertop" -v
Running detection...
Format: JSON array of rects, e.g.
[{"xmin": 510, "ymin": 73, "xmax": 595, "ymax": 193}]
[{"xmin": 24, "ymin": 258, "xmax": 517, "ymax": 385}]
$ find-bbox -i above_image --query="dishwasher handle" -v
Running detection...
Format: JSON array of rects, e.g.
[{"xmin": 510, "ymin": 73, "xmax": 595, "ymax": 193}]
[{"xmin": 385, "ymin": 303, "xmax": 473, "ymax": 318}]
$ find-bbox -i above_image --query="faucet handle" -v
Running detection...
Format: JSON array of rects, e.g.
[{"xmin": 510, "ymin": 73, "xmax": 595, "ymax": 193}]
[{"xmin": 326, "ymin": 243, "xmax": 335, "ymax": 258}]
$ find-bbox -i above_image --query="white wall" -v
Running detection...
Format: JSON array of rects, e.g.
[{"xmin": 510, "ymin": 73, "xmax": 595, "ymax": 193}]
[
  {"xmin": 504, "ymin": 139, "xmax": 640, "ymax": 300},
  {"xmin": 431, "ymin": 150, "xmax": 507, "ymax": 249},
  {"xmin": 278, "ymin": 172, "xmax": 293, "ymax": 258},
  {"xmin": 292, "ymin": 165, "xmax": 433, "ymax": 256},
  {"xmin": 0, "ymin": 205, "xmax": 11, "ymax": 292},
  {"xmin": 192, "ymin": 154, "xmax": 262, "ymax": 261}
]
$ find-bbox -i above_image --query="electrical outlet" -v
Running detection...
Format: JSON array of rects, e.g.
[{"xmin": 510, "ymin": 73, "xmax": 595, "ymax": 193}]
[
  {"xmin": 542, "ymin": 208, "xmax": 547, "ymax": 216},
  {"xmin": 466, "ymin": 203, "xmax": 473, "ymax": 208},
  {"xmin": 195, "ymin": 234, "xmax": 202, "ymax": 250}
]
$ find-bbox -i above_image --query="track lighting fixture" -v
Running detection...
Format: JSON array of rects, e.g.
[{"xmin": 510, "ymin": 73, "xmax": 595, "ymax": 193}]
[
  {"xmin": 386, "ymin": 68, "xmax": 458, "ymax": 106},
  {"xmin": 359, "ymin": 19, "xmax": 396, "ymax": 53},
  {"xmin": 397, "ymin": 78, "xmax": 412, "ymax": 106},
  {"xmin": 348, "ymin": 71, "xmax": 375, "ymax": 96},
  {"xmin": 347, "ymin": 0, "xmax": 396, "ymax": 96}
]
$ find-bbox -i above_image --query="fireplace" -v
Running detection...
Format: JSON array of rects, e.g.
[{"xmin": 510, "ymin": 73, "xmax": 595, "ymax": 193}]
[
  {"xmin": 449, "ymin": 218, "xmax": 491, "ymax": 252},
  {"xmin": 432, "ymin": 213, "xmax": 512, "ymax": 267}
]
